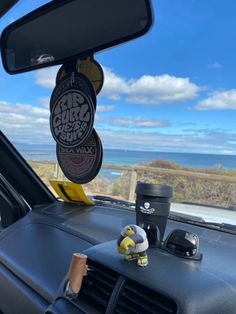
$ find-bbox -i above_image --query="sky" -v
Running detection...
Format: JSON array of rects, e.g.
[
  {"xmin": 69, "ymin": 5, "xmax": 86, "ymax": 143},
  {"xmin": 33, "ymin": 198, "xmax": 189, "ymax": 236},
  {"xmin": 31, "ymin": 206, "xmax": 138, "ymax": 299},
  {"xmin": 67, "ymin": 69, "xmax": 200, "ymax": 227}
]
[{"xmin": 0, "ymin": 0, "xmax": 236, "ymax": 154}]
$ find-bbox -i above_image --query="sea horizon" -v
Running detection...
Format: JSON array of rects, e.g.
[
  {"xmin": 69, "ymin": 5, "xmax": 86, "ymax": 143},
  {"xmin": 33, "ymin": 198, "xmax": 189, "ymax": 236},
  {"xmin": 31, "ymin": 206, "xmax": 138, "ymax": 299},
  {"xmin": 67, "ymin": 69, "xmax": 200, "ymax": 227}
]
[
  {"xmin": 14, "ymin": 142, "xmax": 236, "ymax": 157},
  {"xmin": 14, "ymin": 143, "xmax": 236, "ymax": 170}
]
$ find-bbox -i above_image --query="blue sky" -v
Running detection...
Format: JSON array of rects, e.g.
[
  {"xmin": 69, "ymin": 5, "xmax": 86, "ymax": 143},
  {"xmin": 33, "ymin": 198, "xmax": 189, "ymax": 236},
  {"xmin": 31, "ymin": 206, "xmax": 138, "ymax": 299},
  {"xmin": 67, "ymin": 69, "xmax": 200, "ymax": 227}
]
[{"xmin": 0, "ymin": 0, "xmax": 236, "ymax": 154}]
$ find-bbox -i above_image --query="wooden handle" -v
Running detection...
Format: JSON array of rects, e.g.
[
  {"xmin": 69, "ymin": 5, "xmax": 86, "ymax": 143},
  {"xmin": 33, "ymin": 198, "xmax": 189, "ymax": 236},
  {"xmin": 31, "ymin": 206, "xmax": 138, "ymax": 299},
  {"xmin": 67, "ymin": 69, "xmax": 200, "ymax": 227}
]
[{"xmin": 68, "ymin": 253, "xmax": 88, "ymax": 294}]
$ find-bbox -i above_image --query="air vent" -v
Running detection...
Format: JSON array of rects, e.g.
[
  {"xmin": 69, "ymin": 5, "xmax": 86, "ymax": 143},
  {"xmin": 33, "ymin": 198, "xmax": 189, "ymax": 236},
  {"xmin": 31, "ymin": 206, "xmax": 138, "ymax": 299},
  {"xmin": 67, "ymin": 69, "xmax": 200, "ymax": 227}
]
[
  {"xmin": 114, "ymin": 280, "xmax": 177, "ymax": 314},
  {"xmin": 78, "ymin": 260, "xmax": 119, "ymax": 313}
]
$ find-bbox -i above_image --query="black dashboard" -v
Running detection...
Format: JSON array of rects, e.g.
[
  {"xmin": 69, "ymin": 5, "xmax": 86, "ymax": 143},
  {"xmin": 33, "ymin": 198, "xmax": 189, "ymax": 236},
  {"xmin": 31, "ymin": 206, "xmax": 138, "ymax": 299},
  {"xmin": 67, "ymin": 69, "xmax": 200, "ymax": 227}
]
[{"xmin": 0, "ymin": 201, "xmax": 236, "ymax": 314}]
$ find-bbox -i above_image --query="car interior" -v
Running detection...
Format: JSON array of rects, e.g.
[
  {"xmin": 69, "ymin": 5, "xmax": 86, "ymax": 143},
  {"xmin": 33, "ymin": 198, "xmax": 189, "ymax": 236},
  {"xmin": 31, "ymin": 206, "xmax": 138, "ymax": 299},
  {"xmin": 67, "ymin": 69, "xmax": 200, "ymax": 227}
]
[{"xmin": 0, "ymin": 1, "xmax": 236, "ymax": 314}]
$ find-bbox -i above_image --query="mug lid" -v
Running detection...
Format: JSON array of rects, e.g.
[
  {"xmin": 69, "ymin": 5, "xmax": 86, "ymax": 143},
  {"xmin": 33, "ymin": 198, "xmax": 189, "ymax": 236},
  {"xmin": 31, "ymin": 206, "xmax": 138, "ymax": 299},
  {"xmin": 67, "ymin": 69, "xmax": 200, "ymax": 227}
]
[{"xmin": 135, "ymin": 182, "xmax": 173, "ymax": 198}]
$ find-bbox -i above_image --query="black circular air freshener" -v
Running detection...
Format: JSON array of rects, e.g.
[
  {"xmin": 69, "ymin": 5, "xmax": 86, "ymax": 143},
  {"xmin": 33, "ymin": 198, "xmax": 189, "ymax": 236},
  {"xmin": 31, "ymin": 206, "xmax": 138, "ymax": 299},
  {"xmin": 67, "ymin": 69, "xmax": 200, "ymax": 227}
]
[
  {"xmin": 50, "ymin": 73, "xmax": 95, "ymax": 148},
  {"xmin": 56, "ymin": 129, "xmax": 103, "ymax": 184},
  {"xmin": 51, "ymin": 71, "xmax": 96, "ymax": 111},
  {"xmin": 56, "ymin": 56, "xmax": 104, "ymax": 95}
]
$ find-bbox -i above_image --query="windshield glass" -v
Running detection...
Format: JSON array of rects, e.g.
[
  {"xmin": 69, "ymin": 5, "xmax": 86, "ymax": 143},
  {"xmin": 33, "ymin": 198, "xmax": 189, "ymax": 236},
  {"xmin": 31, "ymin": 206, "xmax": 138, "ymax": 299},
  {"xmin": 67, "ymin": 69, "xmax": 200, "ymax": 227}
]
[{"xmin": 1, "ymin": 0, "xmax": 236, "ymax": 225}]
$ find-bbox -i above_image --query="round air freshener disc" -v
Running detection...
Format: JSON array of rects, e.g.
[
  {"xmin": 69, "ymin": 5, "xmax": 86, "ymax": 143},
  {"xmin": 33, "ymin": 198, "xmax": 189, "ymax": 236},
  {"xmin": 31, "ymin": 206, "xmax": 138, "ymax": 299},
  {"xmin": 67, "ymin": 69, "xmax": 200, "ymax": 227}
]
[
  {"xmin": 50, "ymin": 74, "xmax": 95, "ymax": 148},
  {"xmin": 51, "ymin": 71, "xmax": 96, "ymax": 111},
  {"xmin": 79, "ymin": 56, "xmax": 104, "ymax": 95},
  {"xmin": 56, "ymin": 55, "xmax": 104, "ymax": 95},
  {"xmin": 56, "ymin": 129, "xmax": 103, "ymax": 184}
]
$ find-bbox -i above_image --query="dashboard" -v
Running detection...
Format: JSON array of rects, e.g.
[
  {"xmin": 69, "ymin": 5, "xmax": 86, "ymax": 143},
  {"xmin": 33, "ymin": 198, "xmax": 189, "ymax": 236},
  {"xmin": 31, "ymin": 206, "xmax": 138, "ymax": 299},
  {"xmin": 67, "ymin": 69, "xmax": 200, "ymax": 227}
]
[{"xmin": 0, "ymin": 201, "xmax": 236, "ymax": 313}]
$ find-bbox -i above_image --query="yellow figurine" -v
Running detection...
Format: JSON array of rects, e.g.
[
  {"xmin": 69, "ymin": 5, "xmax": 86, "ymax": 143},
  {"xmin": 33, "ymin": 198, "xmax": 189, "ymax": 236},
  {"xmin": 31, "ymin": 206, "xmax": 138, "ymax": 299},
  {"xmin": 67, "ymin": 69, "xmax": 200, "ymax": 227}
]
[{"xmin": 117, "ymin": 225, "xmax": 149, "ymax": 267}]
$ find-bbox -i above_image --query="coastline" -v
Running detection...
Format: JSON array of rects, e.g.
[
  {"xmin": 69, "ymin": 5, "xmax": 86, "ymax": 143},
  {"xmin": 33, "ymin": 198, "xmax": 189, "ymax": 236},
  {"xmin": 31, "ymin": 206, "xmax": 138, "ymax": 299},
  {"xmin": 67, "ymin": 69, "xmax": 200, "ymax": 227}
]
[
  {"xmin": 28, "ymin": 159, "xmax": 236, "ymax": 209},
  {"xmin": 19, "ymin": 148, "xmax": 236, "ymax": 170}
]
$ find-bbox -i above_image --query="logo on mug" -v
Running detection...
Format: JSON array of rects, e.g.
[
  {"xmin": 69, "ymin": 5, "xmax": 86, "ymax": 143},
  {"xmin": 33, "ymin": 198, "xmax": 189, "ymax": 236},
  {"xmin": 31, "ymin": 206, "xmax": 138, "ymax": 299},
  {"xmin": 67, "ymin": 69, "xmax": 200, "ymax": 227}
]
[{"xmin": 140, "ymin": 202, "xmax": 155, "ymax": 214}]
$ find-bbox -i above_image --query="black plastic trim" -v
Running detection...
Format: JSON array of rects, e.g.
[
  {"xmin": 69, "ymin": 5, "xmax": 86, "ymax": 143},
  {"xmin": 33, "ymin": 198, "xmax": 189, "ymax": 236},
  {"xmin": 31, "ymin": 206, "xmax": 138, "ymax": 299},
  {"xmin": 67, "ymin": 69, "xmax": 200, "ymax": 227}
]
[
  {"xmin": 105, "ymin": 276, "xmax": 126, "ymax": 314},
  {"xmin": 0, "ymin": 0, "xmax": 19, "ymax": 18}
]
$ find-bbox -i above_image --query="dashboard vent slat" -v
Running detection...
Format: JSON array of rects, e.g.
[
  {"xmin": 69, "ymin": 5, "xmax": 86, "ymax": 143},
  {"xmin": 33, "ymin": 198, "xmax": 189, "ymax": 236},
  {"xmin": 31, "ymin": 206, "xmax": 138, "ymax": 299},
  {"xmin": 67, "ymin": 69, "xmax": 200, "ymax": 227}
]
[
  {"xmin": 77, "ymin": 260, "xmax": 119, "ymax": 313},
  {"xmin": 89, "ymin": 271, "xmax": 115, "ymax": 289},
  {"xmin": 115, "ymin": 280, "xmax": 177, "ymax": 314}
]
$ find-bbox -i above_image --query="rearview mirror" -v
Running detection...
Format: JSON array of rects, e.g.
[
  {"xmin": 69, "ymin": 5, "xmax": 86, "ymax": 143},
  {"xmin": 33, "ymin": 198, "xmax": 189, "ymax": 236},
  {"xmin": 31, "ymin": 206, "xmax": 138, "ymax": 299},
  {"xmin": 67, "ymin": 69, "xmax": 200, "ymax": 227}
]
[{"xmin": 0, "ymin": 0, "xmax": 153, "ymax": 74}]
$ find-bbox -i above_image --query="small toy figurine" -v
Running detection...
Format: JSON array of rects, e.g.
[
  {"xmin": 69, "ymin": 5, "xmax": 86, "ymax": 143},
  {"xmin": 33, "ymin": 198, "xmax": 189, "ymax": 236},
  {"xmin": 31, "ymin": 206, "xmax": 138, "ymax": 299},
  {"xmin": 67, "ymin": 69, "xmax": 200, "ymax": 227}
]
[{"xmin": 117, "ymin": 225, "xmax": 149, "ymax": 267}]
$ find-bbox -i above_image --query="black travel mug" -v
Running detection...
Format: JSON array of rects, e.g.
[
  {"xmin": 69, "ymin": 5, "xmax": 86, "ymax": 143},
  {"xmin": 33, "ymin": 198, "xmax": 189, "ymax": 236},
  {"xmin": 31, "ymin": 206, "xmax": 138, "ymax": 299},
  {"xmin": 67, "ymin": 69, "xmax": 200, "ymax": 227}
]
[{"xmin": 135, "ymin": 182, "xmax": 173, "ymax": 247}]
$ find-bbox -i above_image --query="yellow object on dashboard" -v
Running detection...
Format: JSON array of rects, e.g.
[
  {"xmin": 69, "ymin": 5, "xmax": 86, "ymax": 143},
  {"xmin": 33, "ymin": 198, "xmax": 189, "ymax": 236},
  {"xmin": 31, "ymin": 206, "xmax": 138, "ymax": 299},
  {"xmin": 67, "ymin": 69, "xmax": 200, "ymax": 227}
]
[{"xmin": 49, "ymin": 180, "xmax": 94, "ymax": 205}]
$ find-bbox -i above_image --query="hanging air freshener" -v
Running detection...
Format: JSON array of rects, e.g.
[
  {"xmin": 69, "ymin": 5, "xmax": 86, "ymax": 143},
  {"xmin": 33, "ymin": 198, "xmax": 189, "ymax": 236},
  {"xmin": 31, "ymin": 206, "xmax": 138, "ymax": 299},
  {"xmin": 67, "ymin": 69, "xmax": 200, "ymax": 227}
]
[
  {"xmin": 50, "ymin": 72, "xmax": 96, "ymax": 148},
  {"xmin": 56, "ymin": 129, "xmax": 103, "ymax": 184},
  {"xmin": 56, "ymin": 55, "xmax": 104, "ymax": 95}
]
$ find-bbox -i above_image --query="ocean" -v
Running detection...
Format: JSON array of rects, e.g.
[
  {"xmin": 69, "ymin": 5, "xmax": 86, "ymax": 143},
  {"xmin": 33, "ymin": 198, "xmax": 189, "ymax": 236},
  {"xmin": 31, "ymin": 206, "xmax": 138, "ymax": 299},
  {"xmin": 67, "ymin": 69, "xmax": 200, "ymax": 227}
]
[
  {"xmin": 16, "ymin": 144, "xmax": 236, "ymax": 169},
  {"xmin": 15, "ymin": 145, "xmax": 236, "ymax": 182}
]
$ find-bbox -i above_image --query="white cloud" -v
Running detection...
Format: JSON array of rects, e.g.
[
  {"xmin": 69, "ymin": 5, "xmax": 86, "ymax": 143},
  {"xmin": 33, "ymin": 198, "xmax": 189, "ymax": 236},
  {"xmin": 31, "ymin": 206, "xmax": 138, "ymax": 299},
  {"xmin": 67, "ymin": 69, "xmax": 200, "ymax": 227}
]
[
  {"xmin": 101, "ymin": 67, "xmax": 128, "ymax": 100},
  {"xmin": 112, "ymin": 117, "xmax": 171, "ymax": 128},
  {"xmin": 223, "ymin": 150, "xmax": 233, "ymax": 154},
  {"xmin": 38, "ymin": 96, "xmax": 51, "ymax": 108},
  {"xmin": 195, "ymin": 89, "xmax": 236, "ymax": 110},
  {"xmin": 0, "ymin": 99, "xmax": 114, "ymax": 145},
  {"xmin": 0, "ymin": 101, "xmax": 49, "ymax": 118},
  {"xmin": 208, "ymin": 62, "xmax": 222, "ymax": 69},
  {"xmin": 38, "ymin": 97, "xmax": 116, "ymax": 113},
  {"xmin": 35, "ymin": 66, "xmax": 59, "ymax": 89},
  {"xmin": 101, "ymin": 69, "xmax": 200, "ymax": 105},
  {"xmin": 1, "ymin": 99, "xmax": 235, "ymax": 154},
  {"xmin": 127, "ymin": 75, "xmax": 199, "ymax": 105},
  {"xmin": 0, "ymin": 100, "xmax": 52, "ymax": 144},
  {"xmin": 98, "ymin": 129, "xmax": 236, "ymax": 154},
  {"xmin": 35, "ymin": 66, "xmax": 200, "ymax": 105},
  {"xmin": 94, "ymin": 107, "xmax": 116, "ymax": 125},
  {"xmin": 97, "ymin": 105, "xmax": 116, "ymax": 112}
]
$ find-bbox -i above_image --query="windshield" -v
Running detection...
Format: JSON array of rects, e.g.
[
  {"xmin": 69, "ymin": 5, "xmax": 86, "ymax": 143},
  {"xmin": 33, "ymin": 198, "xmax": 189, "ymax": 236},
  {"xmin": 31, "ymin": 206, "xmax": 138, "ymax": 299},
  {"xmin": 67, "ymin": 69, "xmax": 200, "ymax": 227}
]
[{"xmin": 1, "ymin": 0, "xmax": 236, "ymax": 225}]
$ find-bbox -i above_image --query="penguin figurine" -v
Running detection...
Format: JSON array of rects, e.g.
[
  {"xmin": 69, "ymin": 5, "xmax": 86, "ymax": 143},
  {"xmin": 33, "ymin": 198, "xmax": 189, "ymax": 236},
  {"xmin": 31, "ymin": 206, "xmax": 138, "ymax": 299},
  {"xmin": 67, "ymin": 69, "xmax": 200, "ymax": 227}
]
[{"xmin": 117, "ymin": 225, "xmax": 149, "ymax": 267}]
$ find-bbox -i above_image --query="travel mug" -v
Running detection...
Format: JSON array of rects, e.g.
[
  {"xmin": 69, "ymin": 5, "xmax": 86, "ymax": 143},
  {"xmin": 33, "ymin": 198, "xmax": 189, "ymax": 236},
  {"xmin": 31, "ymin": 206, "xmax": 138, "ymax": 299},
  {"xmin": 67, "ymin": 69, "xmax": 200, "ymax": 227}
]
[{"xmin": 135, "ymin": 182, "xmax": 173, "ymax": 247}]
